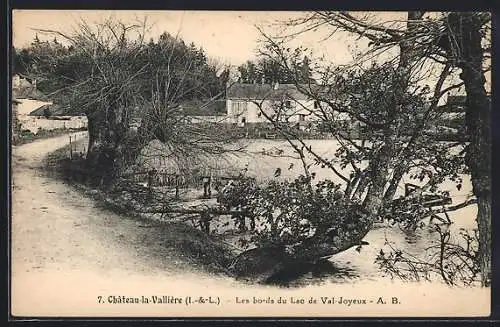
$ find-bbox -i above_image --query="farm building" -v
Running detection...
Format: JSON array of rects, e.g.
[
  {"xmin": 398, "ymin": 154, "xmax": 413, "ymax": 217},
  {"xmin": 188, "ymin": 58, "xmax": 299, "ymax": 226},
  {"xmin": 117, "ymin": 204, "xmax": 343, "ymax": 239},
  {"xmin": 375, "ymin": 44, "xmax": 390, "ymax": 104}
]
[
  {"xmin": 13, "ymin": 99, "xmax": 87, "ymax": 134},
  {"xmin": 225, "ymin": 82, "xmax": 350, "ymax": 129},
  {"xmin": 226, "ymin": 82, "xmax": 317, "ymax": 125},
  {"xmin": 12, "ymin": 74, "xmax": 44, "ymax": 99},
  {"xmin": 179, "ymin": 99, "xmax": 229, "ymax": 124},
  {"xmin": 12, "ymin": 74, "xmax": 87, "ymax": 134}
]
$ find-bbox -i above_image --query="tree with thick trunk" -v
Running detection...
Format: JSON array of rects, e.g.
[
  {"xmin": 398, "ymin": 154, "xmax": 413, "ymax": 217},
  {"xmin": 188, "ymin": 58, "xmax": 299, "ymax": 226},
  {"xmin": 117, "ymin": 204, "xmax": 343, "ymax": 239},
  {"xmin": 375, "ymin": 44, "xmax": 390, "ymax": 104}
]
[
  {"xmin": 443, "ymin": 12, "xmax": 491, "ymax": 286},
  {"xmin": 228, "ymin": 11, "xmax": 490, "ymax": 285},
  {"xmin": 19, "ymin": 18, "xmax": 238, "ymax": 187}
]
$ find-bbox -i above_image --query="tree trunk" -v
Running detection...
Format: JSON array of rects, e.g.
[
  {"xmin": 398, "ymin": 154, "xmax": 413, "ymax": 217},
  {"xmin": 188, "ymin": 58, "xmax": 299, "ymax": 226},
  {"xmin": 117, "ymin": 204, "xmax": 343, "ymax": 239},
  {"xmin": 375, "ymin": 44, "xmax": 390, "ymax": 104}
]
[
  {"xmin": 463, "ymin": 76, "xmax": 491, "ymax": 287},
  {"xmin": 229, "ymin": 141, "xmax": 395, "ymax": 281},
  {"xmin": 448, "ymin": 12, "xmax": 491, "ymax": 287},
  {"xmin": 229, "ymin": 11, "xmax": 423, "ymax": 282},
  {"xmin": 85, "ymin": 104, "xmax": 126, "ymax": 186}
]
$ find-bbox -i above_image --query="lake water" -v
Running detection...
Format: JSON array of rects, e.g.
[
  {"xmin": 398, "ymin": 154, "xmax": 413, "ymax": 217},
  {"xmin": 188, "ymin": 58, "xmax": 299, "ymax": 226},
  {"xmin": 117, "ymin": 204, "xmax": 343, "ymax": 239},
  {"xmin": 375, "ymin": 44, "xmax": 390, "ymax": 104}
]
[
  {"xmin": 237, "ymin": 139, "xmax": 477, "ymax": 286},
  {"xmin": 143, "ymin": 138, "xmax": 478, "ymax": 286},
  {"xmin": 269, "ymin": 205, "xmax": 478, "ymax": 287}
]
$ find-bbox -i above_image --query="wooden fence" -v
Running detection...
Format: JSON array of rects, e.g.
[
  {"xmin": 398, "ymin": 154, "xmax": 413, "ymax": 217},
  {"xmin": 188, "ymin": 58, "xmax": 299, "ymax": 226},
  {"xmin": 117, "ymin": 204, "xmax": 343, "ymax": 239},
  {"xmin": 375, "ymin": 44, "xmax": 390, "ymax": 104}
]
[
  {"xmin": 123, "ymin": 171, "xmax": 202, "ymax": 188},
  {"xmin": 121, "ymin": 169, "xmax": 254, "ymax": 190}
]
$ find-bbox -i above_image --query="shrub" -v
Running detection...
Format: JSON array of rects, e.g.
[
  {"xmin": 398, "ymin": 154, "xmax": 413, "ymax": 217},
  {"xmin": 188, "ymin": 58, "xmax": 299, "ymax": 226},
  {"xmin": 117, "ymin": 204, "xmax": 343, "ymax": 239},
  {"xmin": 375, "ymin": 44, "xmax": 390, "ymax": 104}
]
[{"xmin": 220, "ymin": 175, "xmax": 366, "ymax": 250}]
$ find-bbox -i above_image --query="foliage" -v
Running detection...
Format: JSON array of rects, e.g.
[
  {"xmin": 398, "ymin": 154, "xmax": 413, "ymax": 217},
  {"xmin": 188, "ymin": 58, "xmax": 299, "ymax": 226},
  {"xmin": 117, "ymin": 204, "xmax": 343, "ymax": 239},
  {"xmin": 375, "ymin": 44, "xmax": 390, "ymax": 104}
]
[
  {"xmin": 254, "ymin": 59, "xmax": 468, "ymax": 208},
  {"xmin": 14, "ymin": 31, "xmax": 227, "ymax": 109},
  {"xmin": 237, "ymin": 54, "xmax": 313, "ymax": 84},
  {"xmin": 231, "ymin": 11, "xmax": 489, "ymax": 284},
  {"xmin": 219, "ymin": 175, "xmax": 368, "ymax": 252},
  {"xmin": 217, "ymin": 176, "xmax": 258, "ymax": 211},
  {"xmin": 15, "ymin": 18, "xmax": 238, "ymax": 186}
]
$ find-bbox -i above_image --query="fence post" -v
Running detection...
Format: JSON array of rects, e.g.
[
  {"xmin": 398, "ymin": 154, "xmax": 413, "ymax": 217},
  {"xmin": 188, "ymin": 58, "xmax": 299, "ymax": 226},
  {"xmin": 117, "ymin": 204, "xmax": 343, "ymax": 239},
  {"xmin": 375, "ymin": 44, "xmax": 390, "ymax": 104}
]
[
  {"xmin": 69, "ymin": 135, "xmax": 73, "ymax": 160},
  {"xmin": 147, "ymin": 169, "xmax": 155, "ymax": 192},
  {"xmin": 202, "ymin": 174, "xmax": 211, "ymax": 198},
  {"xmin": 200, "ymin": 211, "xmax": 211, "ymax": 234},
  {"xmin": 175, "ymin": 174, "xmax": 180, "ymax": 199}
]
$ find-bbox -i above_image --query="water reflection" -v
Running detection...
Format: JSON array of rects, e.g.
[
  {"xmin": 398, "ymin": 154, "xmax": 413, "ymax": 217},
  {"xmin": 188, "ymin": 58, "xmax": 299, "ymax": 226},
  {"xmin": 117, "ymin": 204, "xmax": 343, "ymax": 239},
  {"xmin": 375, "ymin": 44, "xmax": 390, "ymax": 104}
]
[
  {"xmin": 266, "ymin": 259, "xmax": 359, "ymax": 288},
  {"xmin": 402, "ymin": 229, "xmax": 420, "ymax": 245},
  {"xmin": 266, "ymin": 212, "xmax": 478, "ymax": 287},
  {"xmin": 230, "ymin": 140, "xmax": 478, "ymax": 286}
]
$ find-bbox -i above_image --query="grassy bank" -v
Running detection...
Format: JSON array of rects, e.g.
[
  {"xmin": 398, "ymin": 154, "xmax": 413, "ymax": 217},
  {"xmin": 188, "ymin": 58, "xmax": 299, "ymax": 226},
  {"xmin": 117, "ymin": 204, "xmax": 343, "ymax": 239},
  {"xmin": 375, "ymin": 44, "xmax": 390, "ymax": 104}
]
[{"xmin": 43, "ymin": 140, "xmax": 238, "ymax": 277}]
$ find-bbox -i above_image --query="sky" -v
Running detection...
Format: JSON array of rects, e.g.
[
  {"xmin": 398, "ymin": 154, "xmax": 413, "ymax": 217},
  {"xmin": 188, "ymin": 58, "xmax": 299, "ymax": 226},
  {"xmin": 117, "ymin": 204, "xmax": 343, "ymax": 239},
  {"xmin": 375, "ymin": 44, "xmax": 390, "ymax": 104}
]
[
  {"xmin": 12, "ymin": 10, "xmax": 357, "ymax": 66},
  {"xmin": 11, "ymin": 10, "xmax": 489, "ymax": 94}
]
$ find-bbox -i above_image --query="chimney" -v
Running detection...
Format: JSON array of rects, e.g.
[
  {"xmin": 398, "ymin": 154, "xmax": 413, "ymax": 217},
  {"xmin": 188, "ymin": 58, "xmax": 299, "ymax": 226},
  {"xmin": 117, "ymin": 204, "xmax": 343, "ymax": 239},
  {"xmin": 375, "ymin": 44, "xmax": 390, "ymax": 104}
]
[
  {"xmin": 274, "ymin": 81, "xmax": 279, "ymax": 90},
  {"xmin": 261, "ymin": 76, "xmax": 265, "ymax": 85}
]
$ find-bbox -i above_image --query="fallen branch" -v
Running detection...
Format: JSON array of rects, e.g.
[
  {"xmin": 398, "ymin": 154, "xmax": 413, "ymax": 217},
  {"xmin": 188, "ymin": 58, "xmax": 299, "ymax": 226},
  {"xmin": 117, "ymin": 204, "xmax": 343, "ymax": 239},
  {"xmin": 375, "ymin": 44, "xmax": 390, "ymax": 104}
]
[
  {"xmin": 138, "ymin": 208, "xmax": 249, "ymax": 216},
  {"xmin": 430, "ymin": 198, "xmax": 477, "ymax": 214}
]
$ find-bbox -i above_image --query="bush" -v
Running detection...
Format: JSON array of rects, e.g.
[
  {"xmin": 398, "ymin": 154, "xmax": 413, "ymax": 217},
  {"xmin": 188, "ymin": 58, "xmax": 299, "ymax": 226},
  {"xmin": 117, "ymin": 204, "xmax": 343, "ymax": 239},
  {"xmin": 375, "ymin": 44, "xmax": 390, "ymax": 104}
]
[
  {"xmin": 220, "ymin": 175, "xmax": 366, "ymax": 250},
  {"xmin": 20, "ymin": 129, "xmax": 35, "ymax": 138}
]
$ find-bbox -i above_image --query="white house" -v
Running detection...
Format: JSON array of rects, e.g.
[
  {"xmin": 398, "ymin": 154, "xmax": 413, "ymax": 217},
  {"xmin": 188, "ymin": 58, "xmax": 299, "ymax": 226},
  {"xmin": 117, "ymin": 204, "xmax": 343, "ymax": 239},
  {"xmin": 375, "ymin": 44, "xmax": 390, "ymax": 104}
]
[
  {"xmin": 225, "ymin": 82, "xmax": 350, "ymax": 128},
  {"xmin": 226, "ymin": 82, "xmax": 315, "ymax": 125}
]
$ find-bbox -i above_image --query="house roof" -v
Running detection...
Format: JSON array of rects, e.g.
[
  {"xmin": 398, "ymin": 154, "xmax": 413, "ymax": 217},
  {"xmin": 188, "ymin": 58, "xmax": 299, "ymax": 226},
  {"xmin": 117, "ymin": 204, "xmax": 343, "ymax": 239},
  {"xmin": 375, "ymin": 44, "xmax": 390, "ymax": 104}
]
[
  {"xmin": 12, "ymin": 75, "xmax": 46, "ymax": 100},
  {"xmin": 226, "ymin": 83, "xmax": 310, "ymax": 101},
  {"xmin": 15, "ymin": 99, "xmax": 53, "ymax": 115},
  {"xmin": 179, "ymin": 100, "xmax": 226, "ymax": 116},
  {"xmin": 29, "ymin": 103, "xmax": 70, "ymax": 116},
  {"xmin": 13, "ymin": 74, "xmax": 34, "ymax": 88}
]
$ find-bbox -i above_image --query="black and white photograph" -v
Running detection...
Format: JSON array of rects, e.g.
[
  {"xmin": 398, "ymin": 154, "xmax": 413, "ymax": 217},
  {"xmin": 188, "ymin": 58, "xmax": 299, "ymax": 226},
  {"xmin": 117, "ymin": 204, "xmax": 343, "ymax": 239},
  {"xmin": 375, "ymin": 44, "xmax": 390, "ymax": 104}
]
[{"xmin": 10, "ymin": 10, "xmax": 492, "ymax": 317}]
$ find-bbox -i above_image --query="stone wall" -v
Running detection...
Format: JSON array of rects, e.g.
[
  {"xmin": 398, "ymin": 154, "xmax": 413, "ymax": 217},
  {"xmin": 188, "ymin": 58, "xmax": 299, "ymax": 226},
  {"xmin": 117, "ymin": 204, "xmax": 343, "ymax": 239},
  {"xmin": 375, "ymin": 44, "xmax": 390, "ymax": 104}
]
[{"xmin": 18, "ymin": 115, "xmax": 88, "ymax": 134}]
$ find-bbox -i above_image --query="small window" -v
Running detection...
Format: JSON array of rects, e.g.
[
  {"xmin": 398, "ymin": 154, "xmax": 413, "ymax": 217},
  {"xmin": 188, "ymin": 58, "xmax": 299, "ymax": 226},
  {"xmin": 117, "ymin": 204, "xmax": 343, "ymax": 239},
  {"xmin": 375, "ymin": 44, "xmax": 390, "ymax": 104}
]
[
  {"xmin": 285, "ymin": 100, "xmax": 292, "ymax": 109},
  {"xmin": 241, "ymin": 117, "xmax": 246, "ymax": 123},
  {"xmin": 298, "ymin": 114, "xmax": 305, "ymax": 122}
]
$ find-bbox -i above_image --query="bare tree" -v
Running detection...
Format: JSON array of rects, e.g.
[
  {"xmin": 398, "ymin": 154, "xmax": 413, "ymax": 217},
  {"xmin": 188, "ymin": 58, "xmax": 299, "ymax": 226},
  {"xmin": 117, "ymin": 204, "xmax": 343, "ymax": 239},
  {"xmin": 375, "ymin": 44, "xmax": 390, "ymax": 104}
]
[
  {"xmin": 228, "ymin": 11, "xmax": 489, "ymax": 285},
  {"xmin": 27, "ymin": 17, "xmax": 242, "ymax": 188}
]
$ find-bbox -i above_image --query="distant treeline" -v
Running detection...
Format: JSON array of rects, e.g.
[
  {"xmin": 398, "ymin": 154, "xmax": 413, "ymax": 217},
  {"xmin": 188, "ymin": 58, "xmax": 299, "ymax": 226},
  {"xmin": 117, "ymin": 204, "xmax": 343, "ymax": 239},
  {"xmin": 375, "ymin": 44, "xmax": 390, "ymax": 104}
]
[{"xmin": 12, "ymin": 31, "xmax": 230, "ymax": 114}]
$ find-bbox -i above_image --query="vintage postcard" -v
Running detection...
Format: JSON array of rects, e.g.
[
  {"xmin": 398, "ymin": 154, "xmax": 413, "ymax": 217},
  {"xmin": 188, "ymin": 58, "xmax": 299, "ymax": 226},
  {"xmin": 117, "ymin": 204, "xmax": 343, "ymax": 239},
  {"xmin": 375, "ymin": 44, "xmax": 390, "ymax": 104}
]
[{"xmin": 10, "ymin": 10, "xmax": 491, "ymax": 318}]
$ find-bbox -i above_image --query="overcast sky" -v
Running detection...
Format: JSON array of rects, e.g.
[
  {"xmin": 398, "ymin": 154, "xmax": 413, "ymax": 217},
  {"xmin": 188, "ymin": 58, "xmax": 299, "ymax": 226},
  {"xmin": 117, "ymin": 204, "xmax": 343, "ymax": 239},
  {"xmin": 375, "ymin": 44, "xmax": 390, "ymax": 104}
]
[
  {"xmin": 11, "ymin": 10, "xmax": 489, "ymax": 94},
  {"xmin": 12, "ymin": 10, "xmax": 360, "ymax": 66}
]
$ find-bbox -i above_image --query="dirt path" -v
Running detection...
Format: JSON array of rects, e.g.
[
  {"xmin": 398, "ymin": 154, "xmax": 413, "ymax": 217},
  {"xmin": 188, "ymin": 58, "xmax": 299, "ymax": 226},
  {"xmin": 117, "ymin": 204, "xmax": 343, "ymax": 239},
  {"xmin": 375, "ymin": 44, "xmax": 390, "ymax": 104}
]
[{"xmin": 10, "ymin": 133, "xmax": 237, "ymax": 316}]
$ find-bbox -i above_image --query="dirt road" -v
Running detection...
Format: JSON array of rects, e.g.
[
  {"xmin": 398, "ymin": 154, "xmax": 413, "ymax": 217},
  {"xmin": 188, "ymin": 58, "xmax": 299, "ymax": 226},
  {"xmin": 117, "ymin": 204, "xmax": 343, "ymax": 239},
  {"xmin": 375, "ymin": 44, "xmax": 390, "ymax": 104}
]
[{"xmin": 10, "ymin": 133, "xmax": 237, "ymax": 316}]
